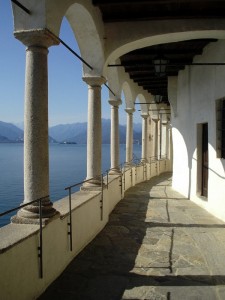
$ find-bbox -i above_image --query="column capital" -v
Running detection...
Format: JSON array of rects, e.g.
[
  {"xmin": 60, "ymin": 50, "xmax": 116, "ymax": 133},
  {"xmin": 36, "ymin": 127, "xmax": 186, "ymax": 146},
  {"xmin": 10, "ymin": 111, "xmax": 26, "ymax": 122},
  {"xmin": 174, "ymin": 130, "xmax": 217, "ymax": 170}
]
[
  {"xmin": 14, "ymin": 29, "xmax": 60, "ymax": 48},
  {"xmin": 141, "ymin": 113, "xmax": 149, "ymax": 119},
  {"xmin": 108, "ymin": 98, "xmax": 122, "ymax": 107},
  {"xmin": 82, "ymin": 76, "xmax": 106, "ymax": 86},
  {"xmin": 125, "ymin": 108, "xmax": 135, "ymax": 114}
]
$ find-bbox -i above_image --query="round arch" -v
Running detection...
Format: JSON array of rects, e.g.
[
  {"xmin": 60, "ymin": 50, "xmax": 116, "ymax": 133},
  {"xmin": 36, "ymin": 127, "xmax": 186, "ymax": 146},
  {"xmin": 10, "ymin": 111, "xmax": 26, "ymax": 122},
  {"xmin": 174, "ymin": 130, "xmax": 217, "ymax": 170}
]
[
  {"xmin": 65, "ymin": 3, "xmax": 105, "ymax": 76},
  {"xmin": 103, "ymin": 29, "xmax": 225, "ymax": 73},
  {"xmin": 136, "ymin": 94, "xmax": 149, "ymax": 114},
  {"xmin": 12, "ymin": 0, "xmax": 105, "ymax": 76},
  {"xmin": 121, "ymin": 81, "xmax": 135, "ymax": 109}
]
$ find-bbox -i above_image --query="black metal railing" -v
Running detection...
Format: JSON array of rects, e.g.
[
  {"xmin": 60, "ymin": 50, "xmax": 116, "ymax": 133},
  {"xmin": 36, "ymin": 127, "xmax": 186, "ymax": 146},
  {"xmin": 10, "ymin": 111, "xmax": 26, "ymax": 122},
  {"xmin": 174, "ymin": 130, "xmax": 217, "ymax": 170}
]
[
  {"xmin": 64, "ymin": 168, "xmax": 111, "ymax": 251},
  {"xmin": 0, "ymin": 196, "xmax": 47, "ymax": 278},
  {"xmin": 0, "ymin": 155, "xmax": 168, "ymax": 279}
]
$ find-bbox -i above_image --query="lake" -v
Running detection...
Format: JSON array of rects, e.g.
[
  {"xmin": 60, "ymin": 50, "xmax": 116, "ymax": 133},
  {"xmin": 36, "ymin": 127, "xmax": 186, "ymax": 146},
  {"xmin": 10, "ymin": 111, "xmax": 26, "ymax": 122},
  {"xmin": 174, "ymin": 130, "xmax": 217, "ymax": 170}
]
[{"xmin": 0, "ymin": 143, "xmax": 142, "ymax": 227}]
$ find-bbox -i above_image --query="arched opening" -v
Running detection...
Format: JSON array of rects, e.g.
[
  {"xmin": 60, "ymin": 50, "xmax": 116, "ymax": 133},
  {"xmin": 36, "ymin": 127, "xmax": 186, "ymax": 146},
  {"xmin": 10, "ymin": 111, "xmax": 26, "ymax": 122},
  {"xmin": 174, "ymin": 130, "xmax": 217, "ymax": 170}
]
[
  {"xmin": 65, "ymin": 2, "xmax": 105, "ymax": 76},
  {"xmin": 0, "ymin": 1, "xmax": 25, "ymax": 226}
]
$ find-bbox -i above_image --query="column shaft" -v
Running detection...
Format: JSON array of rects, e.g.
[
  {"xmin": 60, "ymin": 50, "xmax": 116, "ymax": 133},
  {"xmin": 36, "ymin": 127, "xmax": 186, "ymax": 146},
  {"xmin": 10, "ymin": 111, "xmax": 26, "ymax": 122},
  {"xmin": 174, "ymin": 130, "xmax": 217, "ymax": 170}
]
[
  {"xmin": 153, "ymin": 119, "xmax": 159, "ymax": 159},
  {"xmin": 109, "ymin": 99, "xmax": 121, "ymax": 174},
  {"xmin": 24, "ymin": 46, "xmax": 49, "ymax": 203},
  {"xmin": 125, "ymin": 109, "xmax": 134, "ymax": 164},
  {"xmin": 83, "ymin": 77, "xmax": 105, "ymax": 187},
  {"xmin": 12, "ymin": 30, "xmax": 58, "ymax": 223},
  {"xmin": 141, "ymin": 114, "xmax": 148, "ymax": 162}
]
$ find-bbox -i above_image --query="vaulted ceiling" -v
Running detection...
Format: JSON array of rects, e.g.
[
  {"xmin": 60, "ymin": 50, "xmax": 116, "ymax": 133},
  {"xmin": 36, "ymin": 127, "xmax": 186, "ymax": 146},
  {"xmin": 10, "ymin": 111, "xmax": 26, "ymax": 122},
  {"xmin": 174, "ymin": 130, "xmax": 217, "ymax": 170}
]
[
  {"xmin": 93, "ymin": 0, "xmax": 225, "ymax": 23},
  {"xmin": 93, "ymin": 0, "xmax": 225, "ymax": 103},
  {"xmin": 118, "ymin": 39, "xmax": 216, "ymax": 101}
]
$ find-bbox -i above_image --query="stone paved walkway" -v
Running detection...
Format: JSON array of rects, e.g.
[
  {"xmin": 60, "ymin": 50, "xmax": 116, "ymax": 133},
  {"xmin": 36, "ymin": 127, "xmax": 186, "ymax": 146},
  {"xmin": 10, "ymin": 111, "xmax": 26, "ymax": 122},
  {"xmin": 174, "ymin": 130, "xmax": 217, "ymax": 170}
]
[{"xmin": 39, "ymin": 173, "xmax": 225, "ymax": 300}]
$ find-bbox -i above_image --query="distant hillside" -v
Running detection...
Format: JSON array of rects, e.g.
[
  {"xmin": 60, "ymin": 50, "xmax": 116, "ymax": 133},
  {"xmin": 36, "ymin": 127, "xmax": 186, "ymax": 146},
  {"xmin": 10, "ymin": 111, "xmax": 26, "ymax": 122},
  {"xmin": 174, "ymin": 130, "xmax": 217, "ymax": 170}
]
[
  {"xmin": 0, "ymin": 119, "xmax": 142, "ymax": 144},
  {"xmin": 0, "ymin": 121, "xmax": 57, "ymax": 143},
  {"xmin": 49, "ymin": 119, "xmax": 142, "ymax": 144},
  {"xmin": 49, "ymin": 122, "xmax": 87, "ymax": 143},
  {"xmin": 0, "ymin": 135, "xmax": 11, "ymax": 143},
  {"xmin": 133, "ymin": 122, "xmax": 142, "ymax": 133},
  {"xmin": 0, "ymin": 121, "xmax": 23, "ymax": 142}
]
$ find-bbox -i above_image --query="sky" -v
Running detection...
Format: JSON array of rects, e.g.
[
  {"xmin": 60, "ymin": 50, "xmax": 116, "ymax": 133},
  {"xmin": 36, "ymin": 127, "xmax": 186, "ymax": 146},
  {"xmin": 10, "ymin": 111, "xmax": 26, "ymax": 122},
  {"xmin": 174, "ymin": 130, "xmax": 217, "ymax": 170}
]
[{"xmin": 0, "ymin": 1, "xmax": 141, "ymax": 126}]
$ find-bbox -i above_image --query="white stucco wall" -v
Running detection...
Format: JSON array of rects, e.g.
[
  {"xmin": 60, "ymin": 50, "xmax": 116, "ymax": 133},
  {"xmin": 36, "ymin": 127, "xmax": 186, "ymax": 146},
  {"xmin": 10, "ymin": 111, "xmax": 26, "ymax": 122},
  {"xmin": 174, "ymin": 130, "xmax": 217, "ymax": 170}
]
[{"xmin": 172, "ymin": 39, "xmax": 225, "ymax": 221}]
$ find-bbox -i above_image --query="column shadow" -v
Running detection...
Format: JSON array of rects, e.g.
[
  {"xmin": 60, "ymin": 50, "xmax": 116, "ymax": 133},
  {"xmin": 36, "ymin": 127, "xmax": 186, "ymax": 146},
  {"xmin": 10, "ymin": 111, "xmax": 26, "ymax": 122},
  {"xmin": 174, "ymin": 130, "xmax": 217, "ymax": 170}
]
[{"xmin": 39, "ymin": 173, "xmax": 225, "ymax": 300}]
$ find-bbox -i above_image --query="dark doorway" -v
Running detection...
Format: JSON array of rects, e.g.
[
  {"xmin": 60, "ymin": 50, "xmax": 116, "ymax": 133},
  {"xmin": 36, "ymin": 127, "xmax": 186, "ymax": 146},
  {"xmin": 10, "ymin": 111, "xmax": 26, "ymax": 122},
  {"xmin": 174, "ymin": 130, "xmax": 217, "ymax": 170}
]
[{"xmin": 202, "ymin": 123, "xmax": 208, "ymax": 197}]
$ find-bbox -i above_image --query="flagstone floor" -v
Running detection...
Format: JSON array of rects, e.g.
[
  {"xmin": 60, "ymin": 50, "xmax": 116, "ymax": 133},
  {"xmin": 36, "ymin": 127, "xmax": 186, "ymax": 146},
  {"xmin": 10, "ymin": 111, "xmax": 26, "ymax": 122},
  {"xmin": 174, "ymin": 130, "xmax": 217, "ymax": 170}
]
[{"xmin": 39, "ymin": 173, "xmax": 225, "ymax": 300}]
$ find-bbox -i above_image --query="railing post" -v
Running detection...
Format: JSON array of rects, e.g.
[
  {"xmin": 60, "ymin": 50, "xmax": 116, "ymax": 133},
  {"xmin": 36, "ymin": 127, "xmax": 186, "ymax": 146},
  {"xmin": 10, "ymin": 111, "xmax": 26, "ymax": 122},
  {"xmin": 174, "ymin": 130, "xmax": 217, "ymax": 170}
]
[
  {"xmin": 135, "ymin": 165, "xmax": 137, "ymax": 182},
  {"xmin": 119, "ymin": 173, "xmax": 123, "ymax": 197},
  {"xmin": 159, "ymin": 158, "xmax": 161, "ymax": 174},
  {"xmin": 68, "ymin": 187, "xmax": 73, "ymax": 251},
  {"xmin": 38, "ymin": 198, "xmax": 43, "ymax": 279},
  {"xmin": 149, "ymin": 157, "xmax": 151, "ymax": 177},
  {"xmin": 100, "ymin": 174, "xmax": 104, "ymax": 221},
  {"xmin": 130, "ymin": 167, "xmax": 133, "ymax": 186}
]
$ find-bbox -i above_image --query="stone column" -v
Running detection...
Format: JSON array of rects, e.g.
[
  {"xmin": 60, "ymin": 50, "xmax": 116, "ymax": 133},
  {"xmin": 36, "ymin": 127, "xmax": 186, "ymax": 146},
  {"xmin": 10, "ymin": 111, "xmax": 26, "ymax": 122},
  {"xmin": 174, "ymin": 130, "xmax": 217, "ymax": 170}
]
[
  {"xmin": 109, "ymin": 99, "xmax": 122, "ymax": 174},
  {"xmin": 147, "ymin": 117, "xmax": 152, "ymax": 161},
  {"xmin": 161, "ymin": 121, "xmax": 167, "ymax": 158},
  {"xmin": 166, "ymin": 115, "xmax": 172, "ymax": 160},
  {"xmin": 12, "ymin": 30, "xmax": 59, "ymax": 223},
  {"xmin": 141, "ymin": 113, "xmax": 149, "ymax": 163},
  {"xmin": 125, "ymin": 108, "xmax": 135, "ymax": 165},
  {"xmin": 149, "ymin": 117, "xmax": 154, "ymax": 159},
  {"xmin": 159, "ymin": 114, "xmax": 162, "ymax": 159},
  {"xmin": 152, "ymin": 118, "xmax": 159, "ymax": 159},
  {"xmin": 82, "ymin": 76, "xmax": 106, "ymax": 187}
]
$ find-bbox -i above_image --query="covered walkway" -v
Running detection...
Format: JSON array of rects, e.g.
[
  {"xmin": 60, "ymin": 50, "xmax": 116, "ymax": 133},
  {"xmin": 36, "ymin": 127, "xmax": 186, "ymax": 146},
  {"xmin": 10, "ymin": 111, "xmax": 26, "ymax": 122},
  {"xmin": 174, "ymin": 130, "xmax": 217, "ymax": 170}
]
[{"xmin": 39, "ymin": 173, "xmax": 225, "ymax": 300}]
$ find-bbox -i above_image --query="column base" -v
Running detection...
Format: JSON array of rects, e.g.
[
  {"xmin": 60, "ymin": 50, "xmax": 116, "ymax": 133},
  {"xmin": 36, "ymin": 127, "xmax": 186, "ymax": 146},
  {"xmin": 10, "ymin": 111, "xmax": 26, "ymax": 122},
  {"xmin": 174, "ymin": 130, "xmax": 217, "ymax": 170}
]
[
  {"xmin": 80, "ymin": 177, "xmax": 104, "ymax": 191},
  {"xmin": 11, "ymin": 212, "xmax": 59, "ymax": 225},
  {"xmin": 11, "ymin": 197, "xmax": 58, "ymax": 224},
  {"xmin": 124, "ymin": 161, "xmax": 134, "ymax": 169},
  {"xmin": 140, "ymin": 158, "xmax": 148, "ymax": 164},
  {"xmin": 109, "ymin": 168, "xmax": 121, "ymax": 175}
]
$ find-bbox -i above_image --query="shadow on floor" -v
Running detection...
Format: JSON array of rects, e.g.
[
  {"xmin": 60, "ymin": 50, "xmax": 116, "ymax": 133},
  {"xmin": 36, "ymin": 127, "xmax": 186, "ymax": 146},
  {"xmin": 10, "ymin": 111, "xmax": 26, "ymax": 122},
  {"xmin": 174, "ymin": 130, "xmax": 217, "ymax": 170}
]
[{"xmin": 39, "ymin": 173, "xmax": 225, "ymax": 300}]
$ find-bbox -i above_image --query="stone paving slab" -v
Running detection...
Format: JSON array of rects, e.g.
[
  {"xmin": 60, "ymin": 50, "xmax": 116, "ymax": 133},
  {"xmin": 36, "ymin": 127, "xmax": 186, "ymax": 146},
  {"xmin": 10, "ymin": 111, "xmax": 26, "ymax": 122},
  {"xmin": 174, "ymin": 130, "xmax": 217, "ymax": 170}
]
[{"xmin": 39, "ymin": 173, "xmax": 225, "ymax": 300}]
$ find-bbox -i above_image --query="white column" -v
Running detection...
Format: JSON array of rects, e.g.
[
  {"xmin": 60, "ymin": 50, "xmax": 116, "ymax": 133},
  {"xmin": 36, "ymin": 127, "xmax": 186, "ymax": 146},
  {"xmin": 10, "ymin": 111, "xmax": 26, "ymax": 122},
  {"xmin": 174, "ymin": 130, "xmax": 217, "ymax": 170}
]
[
  {"xmin": 82, "ymin": 76, "xmax": 105, "ymax": 187},
  {"xmin": 125, "ymin": 108, "xmax": 135, "ymax": 165},
  {"xmin": 158, "ymin": 114, "xmax": 162, "ymax": 159},
  {"xmin": 109, "ymin": 99, "xmax": 122, "ymax": 174},
  {"xmin": 149, "ymin": 117, "xmax": 154, "ymax": 159},
  {"xmin": 147, "ymin": 117, "xmax": 151, "ymax": 161},
  {"xmin": 141, "ymin": 113, "xmax": 149, "ymax": 162},
  {"xmin": 153, "ymin": 118, "xmax": 159, "ymax": 159},
  {"xmin": 13, "ymin": 30, "xmax": 59, "ymax": 223},
  {"xmin": 161, "ymin": 121, "xmax": 167, "ymax": 158}
]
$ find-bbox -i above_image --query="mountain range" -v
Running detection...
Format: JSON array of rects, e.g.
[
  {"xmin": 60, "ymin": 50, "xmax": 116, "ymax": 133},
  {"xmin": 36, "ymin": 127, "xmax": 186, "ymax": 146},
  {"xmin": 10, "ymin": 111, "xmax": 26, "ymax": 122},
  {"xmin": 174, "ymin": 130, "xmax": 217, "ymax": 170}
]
[
  {"xmin": 0, "ymin": 121, "xmax": 24, "ymax": 143},
  {"xmin": 0, "ymin": 119, "xmax": 142, "ymax": 144}
]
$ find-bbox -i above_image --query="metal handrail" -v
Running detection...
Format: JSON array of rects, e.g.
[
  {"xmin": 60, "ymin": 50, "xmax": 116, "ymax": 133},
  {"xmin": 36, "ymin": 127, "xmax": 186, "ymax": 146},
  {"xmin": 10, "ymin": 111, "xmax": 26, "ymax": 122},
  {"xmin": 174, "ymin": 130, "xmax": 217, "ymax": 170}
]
[
  {"xmin": 0, "ymin": 155, "xmax": 169, "ymax": 278},
  {"xmin": 0, "ymin": 195, "xmax": 48, "ymax": 279},
  {"xmin": 0, "ymin": 155, "xmax": 165, "ymax": 218},
  {"xmin": 63, "ymin": 158, "xmax": 144, "ymax": 228},
  {"xmin": 64, "ymin": 168, "xmax": 112, "ymax": 251},
  {"xmin": 0, "ymin": 195, "xmax": 48, "ymax": 218}
]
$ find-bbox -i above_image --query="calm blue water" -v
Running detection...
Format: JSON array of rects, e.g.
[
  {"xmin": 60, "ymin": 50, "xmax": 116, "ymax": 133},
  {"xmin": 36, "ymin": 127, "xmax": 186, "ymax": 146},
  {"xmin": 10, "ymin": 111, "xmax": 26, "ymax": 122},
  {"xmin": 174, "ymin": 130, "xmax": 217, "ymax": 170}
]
[{"xmin": 0, "ymin": 143, "xmax": 142, "ymax": 227}]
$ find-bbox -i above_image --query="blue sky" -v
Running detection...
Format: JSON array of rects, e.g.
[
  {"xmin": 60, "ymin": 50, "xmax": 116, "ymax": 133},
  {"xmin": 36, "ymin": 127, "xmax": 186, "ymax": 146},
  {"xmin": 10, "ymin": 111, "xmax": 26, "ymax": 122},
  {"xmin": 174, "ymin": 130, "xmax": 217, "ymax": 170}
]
[{"xmin": 1, "ymin": 1, "xmax": 141, "ymax": 126}]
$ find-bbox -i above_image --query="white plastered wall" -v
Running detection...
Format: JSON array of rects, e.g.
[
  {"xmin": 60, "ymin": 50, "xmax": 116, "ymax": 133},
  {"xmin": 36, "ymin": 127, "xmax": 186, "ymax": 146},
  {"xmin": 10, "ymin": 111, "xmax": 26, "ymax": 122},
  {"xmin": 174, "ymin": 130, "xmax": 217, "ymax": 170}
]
[{"xmin": 172, "ymin": 39, "xmax": 225, "ymax": 221}]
